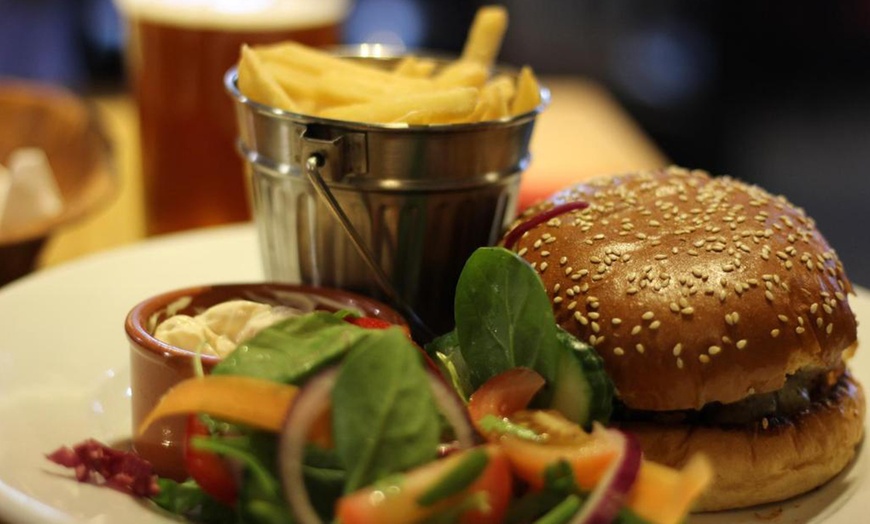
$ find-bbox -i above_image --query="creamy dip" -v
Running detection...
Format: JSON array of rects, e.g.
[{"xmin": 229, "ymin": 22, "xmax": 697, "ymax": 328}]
[{"xmin": 153, "ymin": 299, "xmax": 296, "ymax": 357}]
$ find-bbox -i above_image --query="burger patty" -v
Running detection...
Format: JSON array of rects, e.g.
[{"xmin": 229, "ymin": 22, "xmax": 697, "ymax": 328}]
[{"xmin": 613, "ymin": 366, "xmax": 849, "ymax": 428}]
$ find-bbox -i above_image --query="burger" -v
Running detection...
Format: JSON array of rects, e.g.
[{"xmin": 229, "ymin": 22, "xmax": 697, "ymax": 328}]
[{"xmin": 504, "ymin": 166, "xmax": 864, "ymax": 511}]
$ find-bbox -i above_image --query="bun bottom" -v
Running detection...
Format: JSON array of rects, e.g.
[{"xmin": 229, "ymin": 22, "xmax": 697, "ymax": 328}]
[{"xmin": 619, "ymin": 371, "xmax": 865, "ymax": 512}]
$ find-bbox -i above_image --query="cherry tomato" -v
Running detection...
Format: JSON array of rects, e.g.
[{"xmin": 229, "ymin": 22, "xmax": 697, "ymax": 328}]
[
  {"xmin": 467, "ymin": 367, "xmax": 546, "ymax": 438},
  {"xmin": 183, "ymin": 414, "xmax": 238, "ymax": 506},
  {"xmin": 345, "ymin": 316, "xmax": 395, "ymax": 330}
]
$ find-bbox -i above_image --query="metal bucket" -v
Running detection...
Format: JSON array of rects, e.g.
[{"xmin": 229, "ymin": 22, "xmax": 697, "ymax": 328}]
[{"xmin": 225, "ymin": 53, "xmax": 547, "ymax": 338}]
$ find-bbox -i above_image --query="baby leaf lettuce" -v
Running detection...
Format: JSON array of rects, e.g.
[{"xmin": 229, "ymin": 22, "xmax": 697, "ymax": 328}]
[
  {"xmin": 331, "ymin": 327, "xmax": 442, "ymax": 493},
  {"xmin": 213, "ymin": 311, "xmax": 374, "ymax": 384},
  {"xmin": 453, "ymin": 247, "xmax": 560, "ymax": 389}
]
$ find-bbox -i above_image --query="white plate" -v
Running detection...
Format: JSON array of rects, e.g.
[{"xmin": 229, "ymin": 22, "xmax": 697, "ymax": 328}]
[{"xmin": 0, "ymin": 224, "xmax": 868, "ymax": 523}]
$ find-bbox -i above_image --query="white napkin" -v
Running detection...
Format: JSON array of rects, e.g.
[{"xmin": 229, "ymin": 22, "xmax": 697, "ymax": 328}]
[{"xmin": 0, "ymin": 148, "xmax": 64, "ymax": 235}]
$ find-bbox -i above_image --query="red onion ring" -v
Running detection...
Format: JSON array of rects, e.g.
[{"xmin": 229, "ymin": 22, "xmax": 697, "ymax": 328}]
[
  {"xmin": 569, "ymin": 428, "xmax": 642, "ymax": 524},
  {"xmin": 278, "ymin": 367, "xmax": 475, "ymax": 524},
  {"xmin": 502, "ymin": 201, "xmax": 590, "ymax": 250},
  {"xmin": 425, "ymin": 370, "xmax": 476, "ymax": 450},
  {"xmin": 278, "ymin": 367, "xmax": 339, "ymax": 524}
]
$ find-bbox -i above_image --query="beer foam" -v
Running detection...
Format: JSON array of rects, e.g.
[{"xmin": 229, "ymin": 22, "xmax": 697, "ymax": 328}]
[{"xmin": 115, "ymin": 0, "xmax": 350, "ymax": 31}]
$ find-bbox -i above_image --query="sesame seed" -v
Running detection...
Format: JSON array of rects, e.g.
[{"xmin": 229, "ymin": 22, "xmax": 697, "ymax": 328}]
[
  {"xmin": 709, "ymin": 345, "xmax": 722, "ymax": 355},
  {"xmin": 636, "ymin": 344, "xmax": 645, "ymax": 354},
  {"xmin": 539, "ymin": 262, "xmax": 549, "ymax": 272},
  {"xmin": 612, "ymin": 318, "xmax": 623, "ymax": 325},
  {"xmin": 631, "ymin": 325, "xmax": 642, "ymax": 335},
  {"xmin": 810, "ymin": 303, "xmax": 819, "ymax": 314},
  {"xmin": 554, "ymin": 297, "xmax": 563, "ymax": 304},
  {"xmin": 518, "ymin": 247, "xmax": 528, "ymax": 256},
  {"xmin": 614, "ymin": 347, "xmax": 625, "ymax": 356},
  {"xmin": 591, "ymin": 322, "xmax": 600, "ymax": 333},
  {"xmin": 673, "ymin": 343, "xmax": 683, "ymax": 356},
  {"xmin": 681, "ymin": 307, "xmax": 695, "ymax": 316},
  {"xmin": 670, "ymin": 302, "xmax": 680, "ymax": 313},
  {"xmin": 826, "ymin": 323, "xmax": 833, "ymax": 335},
  {"xmin": 567, "ymin": 301, "xmax": 577, "ymax": 310},
  {"xmin": 649, "ymin": 320, "xmax": 661, "ymax": 330},
  {"xmin": 588, "ymin": 312, "xmax": 600, "ymax": 320},
  {"xmin": 642, "ymin": 311, "xmax": 655, "ymax": 320},
  {"xmin": 796, "ymin": 326, "xmax": 806, "ymax": 334},
  {"xmin": 778, "ymin": 314, "xmax": 789, "ymax": 323},
  {"xmin": 699, "ymin": 354, "xmax": 711, "ymax": 364},
  {"xmin": 765, "ymin": 290, "xmax": 775, "ymax": 302},
  {"xmin": 771, "ymin": 329, "xmax": 781, "ymax": 338},
  {"xmin": 677, "ymin": 357, "xmax": 684, "ymax": 369},
  {"xmin": 737, "ymin": 339, "xmax": 748, "ymax": 349}
]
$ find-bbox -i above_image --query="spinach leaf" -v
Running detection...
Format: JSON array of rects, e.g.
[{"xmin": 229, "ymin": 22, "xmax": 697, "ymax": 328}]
[
  {"xmin": 151, "ymin": 478, "xmax": 235, "ymax": 524},
  {"xmin": 331, "ymin": 327, "xmax": 442, "ymax": 493},
  {"xmin": 213, "ymin": 311, "xmax": 373, "ymax": 384},
  {"xmin": 302, "ymin": 444, "xmax": 346, "ymax": 521},
  {"xmin": 454, "ymin": 247, "xmax": 559, "ymax": 389}
]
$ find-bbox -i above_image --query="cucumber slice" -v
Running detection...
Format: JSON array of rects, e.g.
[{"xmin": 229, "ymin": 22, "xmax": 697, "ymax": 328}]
[{"xmin": 549, "ymin": 327, "xmax": 614, "ymax": 428}]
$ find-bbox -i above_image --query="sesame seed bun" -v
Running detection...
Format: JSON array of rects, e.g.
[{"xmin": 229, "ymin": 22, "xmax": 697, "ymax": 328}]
[
  {"xmin": 621, "ymin": 370, "xmax": 865, "ymax": 511},
  {"xmin": 504, "ymin": 166, "xmax": 865, "ymax": 511},
  {"xmin": 507, "ymin": 167, "xmax": 858, "ymax": 410}
]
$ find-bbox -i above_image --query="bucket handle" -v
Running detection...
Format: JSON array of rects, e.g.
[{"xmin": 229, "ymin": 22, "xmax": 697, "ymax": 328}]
[{"xmin": 303, "ymin": 153, "xmax": 436, "ymax": 341}]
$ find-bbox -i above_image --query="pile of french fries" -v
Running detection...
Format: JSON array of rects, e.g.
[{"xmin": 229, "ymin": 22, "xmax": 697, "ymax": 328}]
[{"xmin": 237, "ymin": 6, "xmax": 542, "ymax": 125}]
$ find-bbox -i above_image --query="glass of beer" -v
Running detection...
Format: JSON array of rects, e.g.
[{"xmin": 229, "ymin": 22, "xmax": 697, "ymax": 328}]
[{"xmin": 114, "ymin": 0, "xmax": 350, "ymax": 235}]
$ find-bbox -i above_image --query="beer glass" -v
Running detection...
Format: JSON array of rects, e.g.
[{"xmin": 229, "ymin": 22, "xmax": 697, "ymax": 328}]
[{"xmin": 114, "ymin": 0, "xmax": 350, "ymax": 235}]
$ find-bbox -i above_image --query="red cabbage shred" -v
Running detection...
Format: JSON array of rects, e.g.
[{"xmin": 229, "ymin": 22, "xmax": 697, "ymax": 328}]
[{"xmin": 46, "ymin": 439, "xmax": 159, "ymax": 498}]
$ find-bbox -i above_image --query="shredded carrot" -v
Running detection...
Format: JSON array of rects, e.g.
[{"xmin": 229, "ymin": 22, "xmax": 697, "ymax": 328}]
[{"xmin": 138, "ymin": 375, "xmax": 298, "ymax": 435}]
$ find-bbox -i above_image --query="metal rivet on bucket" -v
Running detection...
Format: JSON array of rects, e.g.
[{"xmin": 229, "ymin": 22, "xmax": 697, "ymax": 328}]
[{"xmin": 225, "ymin": 51, "xmax": 549, "ymax": 339}]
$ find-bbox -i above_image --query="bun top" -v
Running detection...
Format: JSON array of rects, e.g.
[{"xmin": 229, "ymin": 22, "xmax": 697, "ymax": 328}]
[{"xmin": 506, "ymin": 167, "xmax": 857, "ymax": 410}]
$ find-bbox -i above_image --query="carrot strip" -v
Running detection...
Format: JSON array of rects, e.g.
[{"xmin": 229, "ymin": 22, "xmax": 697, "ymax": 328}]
[{"xmin": 138, "ymin": 375, "xmax": 298, "ymax": 435}]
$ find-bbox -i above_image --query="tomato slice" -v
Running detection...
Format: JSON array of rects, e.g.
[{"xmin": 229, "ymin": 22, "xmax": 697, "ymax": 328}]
[
  {"xmin": 183, "ymin": 415, "xmax": 238, "ymax": 507},
  {"xmin": 345, "ymin": 317, "xmax": 396, "ymax": 330},
  {"xmin": 467, "ymin": 367, "xmax": 546, "ymax": 438},
  {"xmin": 335, "ymin": 445, "xmax": 511, "ymax": 524},
  {"xmin": 467, "ymin": 368, "xmax": 712, "ymax": 524}
]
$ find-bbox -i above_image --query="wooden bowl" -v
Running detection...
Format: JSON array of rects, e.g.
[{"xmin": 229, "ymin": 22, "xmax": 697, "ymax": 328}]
[{"xmin": 0, "ymin": 81, "xmax": 116, "ymax": 285}]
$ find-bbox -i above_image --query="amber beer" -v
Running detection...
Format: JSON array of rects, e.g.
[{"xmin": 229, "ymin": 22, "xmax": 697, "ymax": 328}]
[{"xmin": 116, "ymin": 0, "xmax": 348, "ymax": 235}]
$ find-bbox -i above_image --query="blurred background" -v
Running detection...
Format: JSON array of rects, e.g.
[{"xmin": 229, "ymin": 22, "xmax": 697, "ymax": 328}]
[{"xmin": 1, "ymin": 0, "xmax": 868, "ymax": 285}]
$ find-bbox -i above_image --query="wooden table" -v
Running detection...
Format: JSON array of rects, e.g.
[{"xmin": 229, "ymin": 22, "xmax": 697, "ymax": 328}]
[{"xmin": 38, "ymin": 77, "xmax": 668, "ymax": 268}]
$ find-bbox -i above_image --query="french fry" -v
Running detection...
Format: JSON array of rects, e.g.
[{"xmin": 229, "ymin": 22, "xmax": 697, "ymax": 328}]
[
  {"xmin": 460, "ymin": 5, "xmax": 509, "ymax": 68},
  {"xmin": 236, "ymin": 6, "xmax": 542, "ymax": 125},
  {"xmin": 319, "ymin": 87, "xmax": 478, "ymax": 125},
  {"xmin": 434, "ymin": 60, "xmax": 489, "ymax": 88},
  {"xmin": 393, "ymin": 56, "xmax": 437, "ymax": 78},
  {"xmin": 486, "ymin": 74, "xmax": 517, "ymax": 101},
  {"xmin": 511, "ymin": 65, "xmax": 542, "ymax": 115},
  {"xmin": 260, "ymin": 41, "xmax": 430, "ymax": 90},
  {"xmin": 267, "ymin": 62, "xmax": 318, "ymax": 102},
  {"xmin": 238, "ymin": 45, "xmax": 297, "ymax": 111}
]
